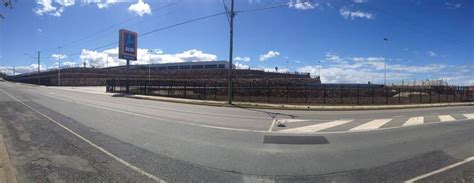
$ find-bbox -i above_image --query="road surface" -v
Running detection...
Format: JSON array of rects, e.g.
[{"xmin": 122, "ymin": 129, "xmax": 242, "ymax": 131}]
[{"xmin": 0, "ymin": 81, "xmax": 472, "ymax": 182}]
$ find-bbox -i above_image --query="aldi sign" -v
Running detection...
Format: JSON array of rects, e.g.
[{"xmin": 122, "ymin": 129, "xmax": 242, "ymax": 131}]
[{"xmin": 119, "ymin": 29, "xmax": 138, "ymax": 60}]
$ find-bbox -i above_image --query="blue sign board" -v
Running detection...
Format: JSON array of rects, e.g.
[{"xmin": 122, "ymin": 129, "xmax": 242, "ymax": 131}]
[{"xmin": 119, "ymin": 29, "xmax": 138, "ymax": 60}]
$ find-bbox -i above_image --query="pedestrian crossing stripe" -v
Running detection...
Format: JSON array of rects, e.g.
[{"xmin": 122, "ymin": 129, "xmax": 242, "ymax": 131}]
[
  {"xmin": 403, "ymin": 117, "xmax": 424, "ymax": 126},
  {"xmin": 349, "ymin": 119, "xmax": 392, "ymax": 131},
  {"xmin": 438, "ymin": 115, "xmax": 455, "ymax": 122},
  {"xmin": 280, "ymin": 119, "xmax": 353, "ymax": 133},
  {"xmin": 463, "ymin": 113, "xmax": 474, "ymax": 119}
]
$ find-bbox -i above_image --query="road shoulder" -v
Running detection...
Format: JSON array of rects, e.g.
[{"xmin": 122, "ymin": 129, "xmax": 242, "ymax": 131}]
[{"xmin": 0, "ymin": 135, "xmax": 17, "ymax": 183}]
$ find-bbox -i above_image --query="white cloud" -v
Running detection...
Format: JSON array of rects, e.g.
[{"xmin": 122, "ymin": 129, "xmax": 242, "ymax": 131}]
[
  {"xmin": 128, "ymin": 0, "xmax": 151, "ymax": 16},
  {"xmin": 234, "ymin": 56, "xmax": 250, "ymax": 62},
  {"xmin": 51, "ymin": 54, "xmax": 68, "ymax": 60},
  {"xmin": 81, "ymin": 0, "xmax": 124, "ymax": 9},
  {"xmin": 259, "ymin": 51, "xmax": 280, "ymax": 61},
  {"xmin": 55, "ymin": 0, "xmax": 75, "ymax": 7},
  {"xmin": 235, "ymin": 62, "xmax": 250, "ymax": 69},
  {"xmin": 288, "ymin": 0, "xmax": 318, "ymax": 10},
  {"xmin": 34, "ymin": 0, "xmax": 127, "ymax": 17},
  {"xmin": 445, "ymin": 2, "xmax": 462, "ymax": 9},
  {"xmin": 427, "ymin": 51, "xmax": 437, "ymax": 57},
  {"xmin": 296, "ymin": 53, "xmax": 469, "ymax": 84},
  {"xmin": 325, "ymin": 52, "xmax": 347, "ymax": 63},
  {"xmin": 34, "ymin": 0, "xmax": 63, "ymax": 16},
  {"xmin": 340, "ymin": 8, "xmax": 374, "ymax": 20},
  {"xmin": 79, "ymin": 48, "xmax": 218, "ymax": 68},
  {"xmin": 353, "ymin": 0, "xmax": 368, "ymax": 3},
  {"xmin": 0, "ymin": 64, "xmax": 47, "ymax": 75}
]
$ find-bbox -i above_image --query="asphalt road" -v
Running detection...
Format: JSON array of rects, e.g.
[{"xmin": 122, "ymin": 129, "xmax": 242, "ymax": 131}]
[{"xmin": 0, "ymin": 81, "xmax": 472, "ymax": 182}]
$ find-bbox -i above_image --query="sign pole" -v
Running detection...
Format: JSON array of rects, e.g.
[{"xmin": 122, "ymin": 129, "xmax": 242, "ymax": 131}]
[{"xmin": 126, "ymin": 59, "xmax": 130, "ymax": 94}]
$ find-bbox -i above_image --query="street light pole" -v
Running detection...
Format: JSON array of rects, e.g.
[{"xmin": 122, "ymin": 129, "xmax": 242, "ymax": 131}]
[
  {"xmin": 58, "ymin": 46, "xmax": 61, "ymax": 86},
  {"xmin": 384, "ymin": 59, "xmax": 386, "ymax": 85},
  {"xmin": 37, "ymin": 51, "xmax": 40, "ymax": 85},
  {"xmin": 227, "ymin": 0, "xmax": 235, "ymax": 105},
  {"xmin": 148, "ymin": 50, "xmax": 152, "ymax": 84}
]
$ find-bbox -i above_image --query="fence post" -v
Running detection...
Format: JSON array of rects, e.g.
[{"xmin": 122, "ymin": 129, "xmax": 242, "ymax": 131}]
[
  {"xmin": 266, "ymin": 82, "xmax": 270, "ymax": 103},
  {"xmin": 340, "ymin": 86, "xmax": 343, "ymax": 105},
  {"xmin": 214, "ymin": 82, "xmax": 217, "ymax": 101},
  {"xmin": 372, "ymin": 87, "xmax": 375, "ymax": 104},
  {"xmin": 305, "ymin": 87, "xmax": 309, "ymax": 104},
  {"xmin": 409, "ymin": 87, "xmax": 412, "ymax": 104},
  {"xmin": 398, "ymin": 87, "xmax": 401, "ymax": 104},
  {"xmin": 357, "ymin": 86, "xmax": 360, "ymax": 105},
  {"xmin": 204, "ymin": 83, "xmax": 207, "ymax": 100},
  {"xmin": 453, "ymin": 86, "xmax": 456, "ymax": 102},
  {"xmin": 418, "ymin": 89, "xmax": 423, "ymax": 104},
  {"xmin": 445, "ymin": 86, "xmax": 448, "ymax": 102},
  {"xmin": 323, "ymin": 85, "xmax": 326, "ymax": 104},
  {"xmin": 437, "ymin": 87, "xmax": 440, "ymax": 103},
  {"xmin": 184, "ymin": 82, "xmax": 187, "ymax": 98},
  {"xmin": 429, "ymin": 88, "xmax": 432, "ymax": 103},
  {"xmin": 286, "ymin": 85, "xmax": 289, "ymax": 104},
  {"xmin": 385, "ymin": 87, "xmax": 388, "ymax": 104}
]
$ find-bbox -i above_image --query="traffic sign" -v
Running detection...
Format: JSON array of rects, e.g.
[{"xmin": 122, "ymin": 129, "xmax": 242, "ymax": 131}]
[{"xmin": 119, "ymin": 29, "xmax": 138, "ymax": 60}]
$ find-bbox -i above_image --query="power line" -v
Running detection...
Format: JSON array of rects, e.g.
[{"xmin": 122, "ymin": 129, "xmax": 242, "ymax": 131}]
[
  {"xmin": 36, "ymin": 2, "xmax": 179, "ymax": 55},
  {"xmin": 64, "ymin": 11, "xmax": 227, "ymax": 57}
]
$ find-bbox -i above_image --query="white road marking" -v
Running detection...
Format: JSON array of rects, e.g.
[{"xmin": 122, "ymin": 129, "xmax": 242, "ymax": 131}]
[
  {"xmin": 0, "ymin": 89, "xmax": 166, "ymax": 182},
  {"xmin": 280, "ymin": 119, "xmax": 310, "ymax": 123},
  {"xmin": 268, "ymin": 118, "xmax": 277, "ymax": 132},
  {"xmin": 280, "ymin": 120, "xmax": 353, "ymax": 133},
  {"xmin": 349, "ymin": 119, "xmax": 392, "ymax": 131},
  {"xmin": 33, "ymin": 90, "xmax": 267, "ymax": 133},
  {"xmin": 463, "ymin": 113, "xmax": 474, "ymax": 119},
  {"xmin": 404, "ymin": 156, "xmax": 474, "ymax": 183},
  {"xmin": 403, "ymin": 117, "xmax": 424, "ymax": 126},
  {"xmin": 438, "ymin": 115, "xmax": 455, "ymax": 122}
]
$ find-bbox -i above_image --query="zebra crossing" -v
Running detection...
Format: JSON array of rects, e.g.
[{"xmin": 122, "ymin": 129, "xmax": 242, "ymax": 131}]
[{"xmin": 275, "ymin": 113, "xmax": 474, "ymax": 133}]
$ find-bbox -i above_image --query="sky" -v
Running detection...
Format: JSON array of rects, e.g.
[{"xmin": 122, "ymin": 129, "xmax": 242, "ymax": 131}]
[{"xmin": 0, "ymin": 0, "xmax": 472, "ymax": 85}]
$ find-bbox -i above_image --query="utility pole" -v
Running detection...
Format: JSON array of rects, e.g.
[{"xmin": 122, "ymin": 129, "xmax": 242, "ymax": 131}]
[
  {"xmin": 227, "ymin": 0, "xmax": 235, "ymax": 104},
  {"xmin": 106, "ymin": 53, "xmax": 109, "ymax": 68},
  {"xmin": 318, "ymin": 60, "xmax": 321, "ymax": 79},
  {"xmin": 37, "ymin": 51, "xmax": 41, "ymax": 85},
  {"xmin": 58, "ymin": 46, "xmax": 61, "ymax": 86},
  {"xmin": 383, "ymin": 37, "xmax": 388, "ymax": 86},
  {"xmin": 148, "ymin": 50, "xmax": 152, "ymax": 85}
]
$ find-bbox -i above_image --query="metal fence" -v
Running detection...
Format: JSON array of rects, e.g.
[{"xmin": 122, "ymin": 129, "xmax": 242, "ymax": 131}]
[{"xmin": 106, "ymin": 80, "xmax": 473, "ymax": 105}]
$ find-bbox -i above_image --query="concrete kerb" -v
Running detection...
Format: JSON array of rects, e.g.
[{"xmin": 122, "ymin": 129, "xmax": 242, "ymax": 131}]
[{"xmin": 126, "ymin": 94, "xmax": 474, "ymax": 111}]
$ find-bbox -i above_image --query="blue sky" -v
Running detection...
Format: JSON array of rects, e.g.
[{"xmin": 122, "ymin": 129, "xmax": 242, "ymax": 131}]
[{"xmin": 0, "ymin": 0, "xmax": 472, "ymax": 85}]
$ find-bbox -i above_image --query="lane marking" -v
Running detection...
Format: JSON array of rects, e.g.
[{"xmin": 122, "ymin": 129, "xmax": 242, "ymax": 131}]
[
  {"xmin": 33, "ymin": 90, "xmax": 267, "ymax": 133},
  {"xmin": 268, "ymin": 118, "xmax": 277, "ymax": 132},
  {"xmin": 404, "ymin": 156, "xmax": 474, "ymax": 183},
  {"xmin": 280, "ymin": 120, "xmax": 353, "ymax": 133},
  {"xmin": 0, "ymin": 89, "xmax": 166, "ymax": 182},
  {"xmin": 403, "ymin": 117, "xmax": 424, "ymax": 126},
  {"xmin": 349, "ymin": 119, "xmax": 392, "ymax": 131},
  {"xmin": 280, "ymin": 119, "xmax": 310, "ymax": 123},
  {"xmin": 463, "ymin": 113, "xmax": 474, "ymax": 119},
  {"xmin": 438, "ymin": 115, "xmax": 455, "ymax": 122}
]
